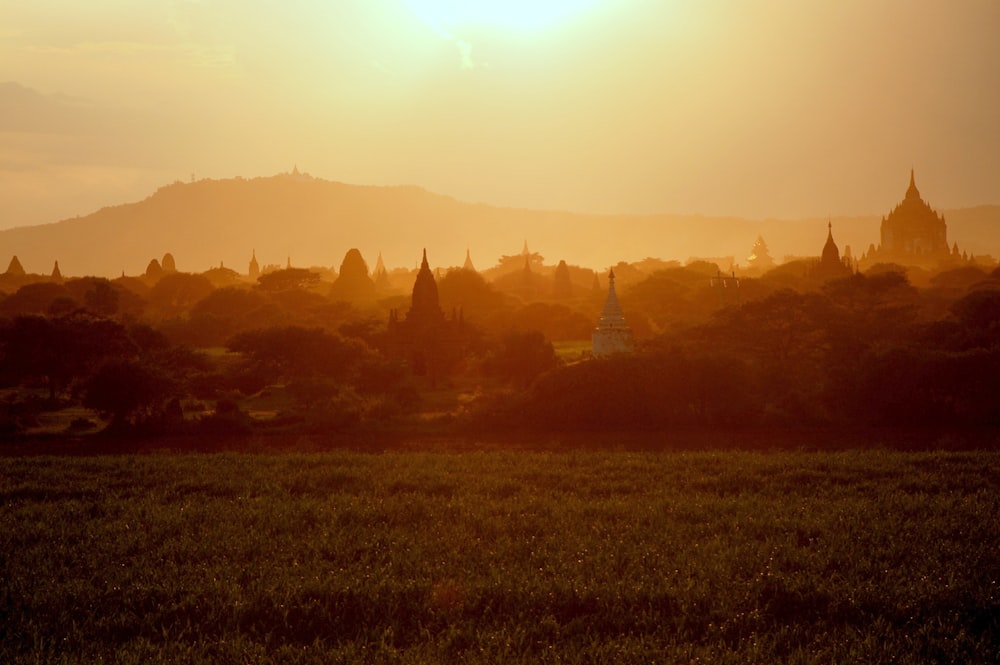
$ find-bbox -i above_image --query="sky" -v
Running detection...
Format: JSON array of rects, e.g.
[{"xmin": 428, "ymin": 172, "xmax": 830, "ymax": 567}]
[{"xmin": 2, "ymin": 0, "xmax": 999, "ymax": 231}]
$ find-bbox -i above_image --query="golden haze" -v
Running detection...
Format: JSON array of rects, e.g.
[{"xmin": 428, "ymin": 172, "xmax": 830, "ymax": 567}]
[{"xmin": 1, "ymin": 1, "xmax": 998, "ymax": 264}]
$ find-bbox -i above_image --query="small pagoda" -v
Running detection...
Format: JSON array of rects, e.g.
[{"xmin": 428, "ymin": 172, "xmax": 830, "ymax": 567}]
[{"xmin": 592, "ymin": 269, "xmax": 633, "ymax": 357}]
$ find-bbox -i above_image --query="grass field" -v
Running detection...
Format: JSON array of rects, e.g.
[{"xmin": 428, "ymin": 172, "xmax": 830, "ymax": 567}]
[{"xmin": 2, "ymin": 450, "xmax": 998, "ymax": 663}]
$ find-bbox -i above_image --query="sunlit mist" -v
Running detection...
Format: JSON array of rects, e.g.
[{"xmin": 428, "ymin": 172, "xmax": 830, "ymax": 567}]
[{"xmin": 401, "ymin": 0, "xmax": 602, "ymax": 29}]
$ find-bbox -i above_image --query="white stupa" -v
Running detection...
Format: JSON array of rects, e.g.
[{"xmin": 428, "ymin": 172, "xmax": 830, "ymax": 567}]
[{"xmin": 592, "ymin": 269, "xmax": 633, "ymax": 357}]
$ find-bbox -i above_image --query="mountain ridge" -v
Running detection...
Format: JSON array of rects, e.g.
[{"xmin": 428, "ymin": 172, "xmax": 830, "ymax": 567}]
[{"xmin": 1, "ymin": 173, "xmax": 997, "ymax": 278}]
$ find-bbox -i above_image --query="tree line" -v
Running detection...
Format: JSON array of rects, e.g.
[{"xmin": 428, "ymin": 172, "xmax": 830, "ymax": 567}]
[{"xmin": 0, "ymin": 260, "xmax": 998, "ymax": 445}]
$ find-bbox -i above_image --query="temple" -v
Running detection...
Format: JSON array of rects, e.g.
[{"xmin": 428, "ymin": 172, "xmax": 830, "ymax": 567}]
[
  {"xmin": 248, "ymin": 250, "xmax": 260, "ymax": 280},
  {"xmin": 812, "ymin": 221, "xmax": 852, "ymax": 281},
  {"xmin": 386, "ymin": 249, "xmax": 470, "ymax": 379},
  {"xmin": 6, "ymin": 255, "xmax": 25, "ymax": 276},
  {"xmin": 407, "ymin": 249, "xmax": 445, "ymax": 326},
  {"xmin": 869, "ymin": 169, "xmax": 950, "ymax": 265},
  {"xmin": 591, "ymin": 269, "xmax": 633, "ymax": 357}
]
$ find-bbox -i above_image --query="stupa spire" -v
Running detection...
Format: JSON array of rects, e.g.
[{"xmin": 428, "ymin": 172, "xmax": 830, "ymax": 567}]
[
  {"xmin": 602, "ymin": 269, "xmax": 624, "ymax": 320},
  {"xmin": 592, "ymin": 267, "xmax": 633, "ymax": 357},
  {"xmin": 905, "ymin": 168, "xmax": 920, "ymax": 200}
]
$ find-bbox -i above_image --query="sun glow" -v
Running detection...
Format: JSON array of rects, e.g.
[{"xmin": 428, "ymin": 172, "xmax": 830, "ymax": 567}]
[{"xmin": 401, "ymin": 0, "xmax": 602, "ymax": 30}]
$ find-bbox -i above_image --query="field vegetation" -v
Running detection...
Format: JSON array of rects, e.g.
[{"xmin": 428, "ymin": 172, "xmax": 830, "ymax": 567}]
[{"xmin": 2, "ymin": 450, "xmax": 998, "ymax": 663}]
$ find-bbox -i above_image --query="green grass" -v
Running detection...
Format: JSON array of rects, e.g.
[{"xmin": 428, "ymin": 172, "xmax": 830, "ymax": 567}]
[
  {"xmin": 2, "ymin": 450, "xmax": 998, "ymax": 663},
  {"xmin": 553, "ymin": 340, "xmax": 592, "ymax": 362}
]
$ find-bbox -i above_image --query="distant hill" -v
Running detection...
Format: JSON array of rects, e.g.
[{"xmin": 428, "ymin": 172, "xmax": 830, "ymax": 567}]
[{"xmin": 0, "ymin": 173, "xmax": 997, "ymax": 278}]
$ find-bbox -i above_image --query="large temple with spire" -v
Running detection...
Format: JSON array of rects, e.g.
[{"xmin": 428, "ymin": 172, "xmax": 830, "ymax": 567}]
[
  {"xmin": 866, "ymin": 169, "xmax": 952, "ymax": 266},
  {"xmin": 592, "ymin": 269, "xmax": 633, "ymax": 357},
  {"xmin": 386, "ymin": 249, "xmax": 470, "ymax": 379}
]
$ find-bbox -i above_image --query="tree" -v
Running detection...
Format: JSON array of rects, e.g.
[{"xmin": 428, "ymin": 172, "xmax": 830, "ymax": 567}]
[
  {"xmin": 256, "ymin": 268, "xmax": 321, "ymax": 293},
  {"xmin": 83, "ymin": 359, "xmax": 173, "ymax": 428},
  {"xmin": 83, "ymin": 279, "xmax": 120, "ymax": 317},
  {"xmin": 504, "ymin": 303, "xmax": 593, "ymax": 342},
  {"xmin": 227, "ymin": 326, "xmax": 371, "ymax": 385},
  {"xmin": 0, "ymin": 283, "xmax": 72, "ymax": 316},
  {"xmin": 485, "ymin": 331, "xmax": 559, "ymax": 387},
  {"xmin": 438, "ymin": 268, "xmax": 505, "ymax": 317},
  {"xmin": 746, "ymin": 236, "xmax": 775, "ymax": 272},
  {"xmin": 146, "ymin": 272, "xmax": 214, "ymax": 318},
  {"xmin": 0, "ymin": 314, "xmax": 135, "ymax": 400}
]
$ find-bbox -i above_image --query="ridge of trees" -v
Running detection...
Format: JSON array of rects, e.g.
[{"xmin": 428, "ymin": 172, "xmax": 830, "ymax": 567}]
[{"xmin": 0, "ymin": 256, "xmax": 998, "ymax": 446}]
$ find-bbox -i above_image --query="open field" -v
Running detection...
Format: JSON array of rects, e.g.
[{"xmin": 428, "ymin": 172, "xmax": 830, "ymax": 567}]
[{"xmin": 2, "ymin": 450, "xmax": 998, "ymax": 663}]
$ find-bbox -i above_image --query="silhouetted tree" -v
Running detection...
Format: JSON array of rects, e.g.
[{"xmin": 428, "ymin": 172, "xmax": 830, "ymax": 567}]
[
  {"xmin": 513, "ymin": 351, "xmax": 761, "ymax": 431},
  {"xmin": 504, "ymin": 303, "xmax": 593, "ymax": 342},
  {"xmin": 746, "ymin": 236, "xmax": 775, "ymax": 272},
  {"xmin": 0, "ymin": 282, "xmax": 72, "ymax": 316},
  {"xmin": 83, "ymin": 279, "xmax": 120, "ymax": 317},
  {"xmin": 438, "ymin": 268, "xmax": 505, "ymax": 317},
  {"xmin": 697, "ymin": 290, "xmax": 834, "ymax": 422},
  {"xmin": 951, "ymin": 289, "xmax": 1000, "ymax": 335},
  {"xmin": 146, "ymin": 272, "xmax": 214, "ymax": 318},
  {"xmin": 227, "ymin": 326, "xmax": 371, "ymax": 385},
  {"xmin": 485, "ymin": 331, "xmax": 559, "ymax": 387},
  {"xmin": 82, "ymin": 359, "xmax": 173, "ymax": 428},
  {"xmin": 0, "ymin": 314, "xmax": 135, "ymax": 400},
  {"xmin": 552, "ymin": 260, "xmax": 573, "ymax": 299},
  {"xmin": 183, "ymin": 287, "xmax": 272, "ymax": 344},
  {"xmin": 256, "ymin": 268, "xmax": 321, "ymax": 293}
]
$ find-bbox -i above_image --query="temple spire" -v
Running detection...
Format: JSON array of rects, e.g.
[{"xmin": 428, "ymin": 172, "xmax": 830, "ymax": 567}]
[
  {"xmin": 408, "ymin": 248, "xmax": 443, "ymax": 324},
  {"xmin": 905, "ymin": 168, "xmax": 920, "ymax": 200},
  {"xmin": 592, "ymin": 267, "xmax": 632, "ymax": 356}
]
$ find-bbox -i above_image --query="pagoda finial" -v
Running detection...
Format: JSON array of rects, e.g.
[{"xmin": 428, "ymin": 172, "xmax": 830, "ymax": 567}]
[
  {"xmin": 522, "ymin": 239, "xmax": 529, "ymax": 256},
  {"xmin": 421, "ymin": 248, "xmax": 429, "ymax": 269},
  {"xmin": 905, "ymin": 168, "xmax": 920, "ymax": 200}
]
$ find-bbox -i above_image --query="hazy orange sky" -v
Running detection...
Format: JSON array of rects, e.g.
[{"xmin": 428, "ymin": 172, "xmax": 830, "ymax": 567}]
[{"xmin": 2, "ymin": 1, "xmax": 998, "ymax": 230}]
